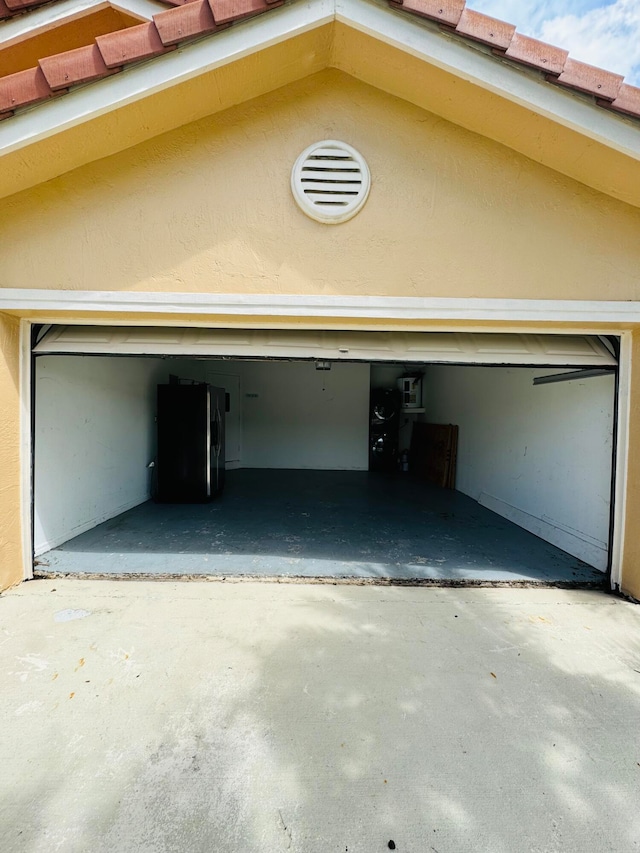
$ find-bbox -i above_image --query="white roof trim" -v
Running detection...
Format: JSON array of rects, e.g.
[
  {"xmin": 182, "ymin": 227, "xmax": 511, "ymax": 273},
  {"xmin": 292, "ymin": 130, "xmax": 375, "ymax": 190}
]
[
  {"xmin": 109, "ymin": 0, "xmax": 167, "ymax": 18},
  {"xmin": 0, "ymin": 0, "xmax": 163, "ymax": 49},
  {"xmin": 0, "ymin": 0, "xmax": 639, "ymax": 163},
  {"xmin": 2, "ymin": 288, "xmax": 640, "ymax": 326}
]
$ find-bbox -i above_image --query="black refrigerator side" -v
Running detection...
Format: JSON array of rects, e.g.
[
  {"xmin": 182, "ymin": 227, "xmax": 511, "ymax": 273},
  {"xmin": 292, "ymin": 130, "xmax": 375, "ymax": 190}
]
[
  {"xmin": 210, "ymin": 385, "xmax": 226, "ymax": 497},
  {"xmin": 156, "ymin": 384, "xmax": 212, "ymax": 503}
]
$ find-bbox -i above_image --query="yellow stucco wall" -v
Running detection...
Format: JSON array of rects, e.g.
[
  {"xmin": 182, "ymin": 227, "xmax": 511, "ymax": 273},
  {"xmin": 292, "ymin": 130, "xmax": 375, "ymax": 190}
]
[
  {"xmin": 1, "ymin": 70, "xmax": 640, "ymax": 301},
  {"xmin": 1, "ymin": 70, "xmax": 640, "ymax": 593},
  {"xmin": 0, "ymin": 314, "xmax": 22, "ymax": 591}
]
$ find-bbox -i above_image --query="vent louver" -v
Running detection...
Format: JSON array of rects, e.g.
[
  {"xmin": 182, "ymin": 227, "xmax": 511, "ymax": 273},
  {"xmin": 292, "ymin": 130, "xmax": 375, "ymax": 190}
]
[{"xmin": 291, "ymin": 140, "xmax": 371, "ymax": 224}]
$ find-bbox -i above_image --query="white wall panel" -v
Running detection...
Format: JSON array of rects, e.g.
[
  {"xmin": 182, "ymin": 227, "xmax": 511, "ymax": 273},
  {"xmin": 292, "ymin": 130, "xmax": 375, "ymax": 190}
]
[
  {"xmin": 34, "ymin": 356, "xmax": 168, "ymax": 554},
  {"xmin": 240, "ymin": 360, "xmax": 370, "ymax": 470},
  {"xmin": 423, "ymin": 366, "xmax": 615, "ymax": 570}
]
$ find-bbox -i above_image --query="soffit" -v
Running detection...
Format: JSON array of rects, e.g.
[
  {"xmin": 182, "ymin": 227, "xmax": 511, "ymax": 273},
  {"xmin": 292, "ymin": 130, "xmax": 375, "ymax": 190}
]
[
  {"xmin": 334, "ymin": 25, "xmax": 640, "ymax": 209},
  {"xmin": 0, "ymin": 25, "xmax": 333, "ymax": 199},
  {"xmin": 34, "ymin": 325, "xmax": 617, "ymax": 367}
]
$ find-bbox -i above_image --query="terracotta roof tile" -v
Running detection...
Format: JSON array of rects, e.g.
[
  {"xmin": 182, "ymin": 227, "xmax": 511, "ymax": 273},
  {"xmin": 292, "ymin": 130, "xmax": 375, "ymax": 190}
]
[
  {"xmin": 389, "ymin": 0, "xmax": 640, "ymax": 119},
  {"xmin": 1, "ymin": 0, "xmax": 102, "ymax": 14},
  {"xmin": 554, "ymin": 57, "xmax": 623, "ymax": 101},
  {"xmin": 455, "ymin": 8, "xmax": 514, "ymax": 50},
  {"xmin": 4, "ymin": 0, "xmax": 48, "ymax": 9},
  {"xmin": 96, "ymin": 21, "xmax": 173, "ymax": 69},
  {"xmin": 208, "ymin": 0, "xmax": 281, "ymax": 26},
  {"xmin": 504, "ymin": 33, "xmax": 568, "ymax": 76},
  {"xmin": 0, "ymin": 0, "xmax": 284, "ymax": 117},
  {"xmin": 602, "ymin": 83, "xmax": 640, "ymax": 118},
  {"xmin": 39, "ymin": 44, "xmax": 116, "ymax": 91},
  {"xmin": 0, "ymin": 0, "xmax": 639, "ymax": 123},
  {"xmin": 0, "ymin": 66, "xmax": 54, "ymax": 112},
  {"xmin": 388, "ymin": 0, "xmax": 465, "ymax": 28},
  {"xmin": 153, "ymin": 0, "xmax": 221, "ymax": 47}
]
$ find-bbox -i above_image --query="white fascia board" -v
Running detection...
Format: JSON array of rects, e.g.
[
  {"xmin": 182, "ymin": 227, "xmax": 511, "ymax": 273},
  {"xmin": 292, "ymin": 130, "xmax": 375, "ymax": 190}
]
[
  {"xmin": 1, "ymin": 0, "xmax": 639, "ymax": 162},
  {"xmin": 109, "ymin": 0, "xmax": 169, "ymax": 19},
  {"xmin": 3, "ymin": 289, "xmax": 640, "ymax": 325},
  {"xmin": 0, "ymin": 0, "xmax": 164, "ymax": 48}
]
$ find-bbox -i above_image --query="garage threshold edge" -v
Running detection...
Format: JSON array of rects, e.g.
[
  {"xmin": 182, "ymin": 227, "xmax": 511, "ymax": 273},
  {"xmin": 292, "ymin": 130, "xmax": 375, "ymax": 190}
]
[{"xmin": 31, "ymin": 570, "xmax": 607, "ymax": 590}]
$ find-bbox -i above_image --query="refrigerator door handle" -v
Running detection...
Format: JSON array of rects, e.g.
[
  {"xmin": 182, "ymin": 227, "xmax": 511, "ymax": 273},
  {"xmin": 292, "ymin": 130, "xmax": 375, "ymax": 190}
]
[
  {"xmin": 218, "ymin": 408, "xmax": 222, "ymax": 457},
  {"xmin": 213, "ymin": 407, "xmax": 221, "ymax": 458},
  {"xmin": 206, "ymin": 390, "xmax": 211, "ymax": 497}
]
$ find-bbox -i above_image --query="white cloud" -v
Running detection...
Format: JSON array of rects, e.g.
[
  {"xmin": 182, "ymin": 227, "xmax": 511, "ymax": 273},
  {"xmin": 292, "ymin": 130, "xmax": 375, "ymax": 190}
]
[
  {"xmin": 538, "ymin": 1, "xmax": 640, "ymax": 82},
  {"xmin": 470, "ymin": 1, "xmax": 573, "ymax": 33},
  {"xmin": 469, "ymin": 0, "xmax": 640, "ymax": 85}
]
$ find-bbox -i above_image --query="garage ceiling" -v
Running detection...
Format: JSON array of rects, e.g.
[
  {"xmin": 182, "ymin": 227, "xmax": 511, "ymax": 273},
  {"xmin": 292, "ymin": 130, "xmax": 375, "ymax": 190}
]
[{"xmin": 34, "ymin": 326, "xmax": 617, "ymax": 367}]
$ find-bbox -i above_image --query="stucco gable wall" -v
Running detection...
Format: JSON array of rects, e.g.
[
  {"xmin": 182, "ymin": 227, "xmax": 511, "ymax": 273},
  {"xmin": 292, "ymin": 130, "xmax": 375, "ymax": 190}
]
[{"xmin": 0, "ymin": 69, "xmax": 639, "ymax": 302}]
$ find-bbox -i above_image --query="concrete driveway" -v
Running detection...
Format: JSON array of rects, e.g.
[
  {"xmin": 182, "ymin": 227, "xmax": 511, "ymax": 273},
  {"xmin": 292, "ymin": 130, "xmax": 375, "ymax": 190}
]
[{"xmin": 1, "ymin": 580, "xmax": 639, "ymax": 853}]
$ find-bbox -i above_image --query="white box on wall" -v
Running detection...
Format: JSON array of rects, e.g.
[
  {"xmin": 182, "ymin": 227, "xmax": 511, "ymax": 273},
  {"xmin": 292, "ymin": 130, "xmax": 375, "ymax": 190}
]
[{"xmin": 397, "ymin": 376, "xmax": 422, "ymax": 408}]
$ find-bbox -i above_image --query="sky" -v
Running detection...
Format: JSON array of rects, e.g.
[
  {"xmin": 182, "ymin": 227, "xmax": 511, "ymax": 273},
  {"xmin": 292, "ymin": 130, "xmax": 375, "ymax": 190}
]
[{"xmin": 470, "ymin": 0, "xmax": 640, "ymax": 85}]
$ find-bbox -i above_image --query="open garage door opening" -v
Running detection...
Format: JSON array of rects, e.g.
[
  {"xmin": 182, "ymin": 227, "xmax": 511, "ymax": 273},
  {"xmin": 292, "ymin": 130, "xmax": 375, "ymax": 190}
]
[{"xmin": 31, "ymin": 327, "xmax": 618, "ymax": 585}]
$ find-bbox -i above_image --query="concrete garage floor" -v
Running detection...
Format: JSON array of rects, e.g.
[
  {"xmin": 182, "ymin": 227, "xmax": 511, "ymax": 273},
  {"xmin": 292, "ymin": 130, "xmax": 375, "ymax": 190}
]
[
  {"xmin": 1, "ymin": 580, "xmax": 639, "ymax": 853},
  {"xmin": 38, "ymin": 470, "xmax": 604, "ymax": 584}
]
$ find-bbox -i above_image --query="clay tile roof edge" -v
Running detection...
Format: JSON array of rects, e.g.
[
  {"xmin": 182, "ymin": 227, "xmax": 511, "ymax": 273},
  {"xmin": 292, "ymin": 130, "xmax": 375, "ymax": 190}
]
[
  {"xmin": 1, "ymin": 0, "xmax": 640, "ymax": 138},
  {"xmin": 455, "ymin": 8, "xmax": 515, "ymax": 51},
  {"xmin": 0, "ymin": 0, "xmax": 169, "ymax": 37},
  {"xmin": 0, "ymin": 0, "xmax": 279, "ymax": 115},
  {"xmin": 389, "ymin": 0, "xmax": 640, "ymax": 121},
  {"xmin": 554, "ymin": 56, "xmax": 623, "ymax": 101},
  {"xmin": 38, "ymin": 43, "xmax": 118, "ymax": 91}
]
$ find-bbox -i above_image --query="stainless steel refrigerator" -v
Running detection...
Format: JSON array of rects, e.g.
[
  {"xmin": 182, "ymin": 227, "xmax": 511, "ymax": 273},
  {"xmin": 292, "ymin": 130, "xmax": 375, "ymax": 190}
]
[{"xmin": 156, "ymin": 383, "xmax": 225, "ymax": 502}]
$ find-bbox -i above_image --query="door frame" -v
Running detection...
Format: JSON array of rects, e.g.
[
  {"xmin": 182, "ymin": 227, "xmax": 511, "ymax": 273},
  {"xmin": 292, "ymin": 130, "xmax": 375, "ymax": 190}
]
[{"xmin": 17, "ymin": 291, "xmax": 634, "ymax": 588}]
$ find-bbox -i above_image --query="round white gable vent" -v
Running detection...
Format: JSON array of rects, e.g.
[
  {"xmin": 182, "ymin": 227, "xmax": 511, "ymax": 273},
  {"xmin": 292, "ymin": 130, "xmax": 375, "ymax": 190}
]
[{"xmin": 291, "ymin": 140, "xmax": 370, "ymax": 224}]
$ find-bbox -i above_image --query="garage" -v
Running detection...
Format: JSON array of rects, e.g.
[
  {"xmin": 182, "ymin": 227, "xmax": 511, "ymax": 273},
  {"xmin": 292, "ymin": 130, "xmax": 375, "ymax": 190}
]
[{"xmin": 31, "ymin": 325, "xmax": 617, "ymax": 584}]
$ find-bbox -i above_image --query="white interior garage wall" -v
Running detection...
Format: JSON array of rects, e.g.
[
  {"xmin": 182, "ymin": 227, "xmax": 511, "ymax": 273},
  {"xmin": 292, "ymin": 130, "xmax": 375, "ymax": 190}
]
[
  {"xmin": 240, "ymin": 361, "xmax": 370, "ymax": 469},
  {"xmin": 423, "ymin": 366, "xmax": 615, "ymax": 570},
  {"xmin": 34, "ymin": 356, "xmax": 168, "ymax": 555},
  {"xmin": 165, "ymin": 359, "xmax": 370, "ymax": 469}
]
